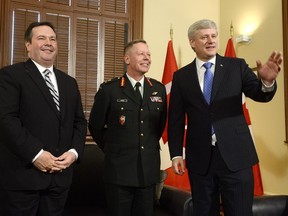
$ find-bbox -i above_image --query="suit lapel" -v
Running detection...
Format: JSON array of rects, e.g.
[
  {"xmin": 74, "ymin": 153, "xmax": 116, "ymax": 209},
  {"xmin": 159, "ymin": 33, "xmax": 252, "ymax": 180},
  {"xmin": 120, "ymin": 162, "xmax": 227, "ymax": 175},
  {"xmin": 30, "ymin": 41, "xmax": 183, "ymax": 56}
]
[
  {"xmin": 54, "ymin": 68, "xmax": 66, "ymax": 120},
  {"xmin": 211, "ymin": 54, "xmax": 226, "ymax": 103},
  {"xmin": 25, "ymin": 59, "xmax": 60, "ymax": 119},
  {"xmin": 187, "ymin": 61, "xmax": 208, "ymax": 105}
]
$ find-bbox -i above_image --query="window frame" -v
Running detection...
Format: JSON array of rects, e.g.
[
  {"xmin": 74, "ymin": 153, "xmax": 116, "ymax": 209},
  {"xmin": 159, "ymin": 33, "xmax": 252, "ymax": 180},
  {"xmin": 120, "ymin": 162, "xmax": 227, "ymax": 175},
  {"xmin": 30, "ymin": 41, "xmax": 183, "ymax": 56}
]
[
  {"xmin": 282, "ymin": 0, "xmax": 288, "ymax": 143},
  {"xmin": 0, "ymin": 0, "xmax": 143, "ymax": 141}
]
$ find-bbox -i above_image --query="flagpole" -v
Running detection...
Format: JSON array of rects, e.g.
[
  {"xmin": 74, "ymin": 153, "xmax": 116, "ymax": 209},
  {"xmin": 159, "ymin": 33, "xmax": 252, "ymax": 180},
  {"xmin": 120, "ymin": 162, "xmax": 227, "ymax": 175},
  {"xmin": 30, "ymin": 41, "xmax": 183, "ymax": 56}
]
[
  {"xmin": 170, "ymin": 24, "xmax": 173, "ymax": 41},
  {"xmin": 230, "ymin": 21, "xmax": 234, "ymax": 37}
]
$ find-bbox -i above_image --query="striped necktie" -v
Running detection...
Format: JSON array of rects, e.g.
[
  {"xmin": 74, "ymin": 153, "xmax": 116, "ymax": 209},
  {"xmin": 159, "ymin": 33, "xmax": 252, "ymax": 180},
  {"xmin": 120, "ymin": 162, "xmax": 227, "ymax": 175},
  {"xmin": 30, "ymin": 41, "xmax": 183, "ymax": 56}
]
[{"xmin": 43, "ymin": 69, "xmax": 60, "ymax": 112}]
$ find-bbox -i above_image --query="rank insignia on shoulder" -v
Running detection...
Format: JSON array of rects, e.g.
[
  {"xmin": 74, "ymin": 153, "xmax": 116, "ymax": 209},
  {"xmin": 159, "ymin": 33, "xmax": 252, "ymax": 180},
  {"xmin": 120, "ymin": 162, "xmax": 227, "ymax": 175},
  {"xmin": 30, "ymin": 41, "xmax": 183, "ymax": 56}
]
[
  {"xmin": 152, "ymin": 92, "xmax": 158, "ymax": 95},
  {"xmin": 120, "ymin": 77, "xmax": 125, "ymax": 87},
  {"xmin": 145, "ymin": 77, "xmax": 153, "ymax": 87},
  {"xmin": 150, "ymin": 96, "xmax": 162, "ymax": 102},
  {"xmin": 119, "ymin": 115, "xmax": 126, "ymax": 125}
]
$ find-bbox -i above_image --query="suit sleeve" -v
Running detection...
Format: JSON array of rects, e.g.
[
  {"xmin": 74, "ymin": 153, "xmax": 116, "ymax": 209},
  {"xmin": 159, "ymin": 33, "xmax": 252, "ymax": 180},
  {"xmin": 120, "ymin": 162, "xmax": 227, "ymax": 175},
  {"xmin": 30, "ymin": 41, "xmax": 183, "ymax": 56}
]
[
  {"xmin": 241, "ymin": 59, "xmax": 277, "ymax": 102},
  {"xmin": 0, "ymin": 67, "xmax": 43, "ymax": 164},
  {"xmin": 71, "ymin": 79, "xmax": 87, "ymax": 161},
  {"xmin": 167, "ymin": 72, "xmax": 186, "ymax": 159}
]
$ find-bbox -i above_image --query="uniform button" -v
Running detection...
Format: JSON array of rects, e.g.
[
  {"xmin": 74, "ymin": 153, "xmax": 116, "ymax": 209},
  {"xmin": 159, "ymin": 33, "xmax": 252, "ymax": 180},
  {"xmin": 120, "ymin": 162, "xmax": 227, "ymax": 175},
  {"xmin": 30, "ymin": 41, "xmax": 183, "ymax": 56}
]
[
  {"xmin": 140, "ymin": 108, "xmax": 143, "ymax": 111},
  {"xmin": 141, "ymin": 120, "xmax": 144, "ymax": 124},
  {"xmin": 121, "ymin": 107, "xmax": 124, "ymax": 110},
  {"xmin": 141, "ymin": 133, "xmax": 144, "ymax": 136},
  {"xmin": 141, "ymin": 146, "xmax": 144, "ymax": 149},
  {"xmin": 157, "ymin": 107, "xmax": 159, "ymax": 110}
]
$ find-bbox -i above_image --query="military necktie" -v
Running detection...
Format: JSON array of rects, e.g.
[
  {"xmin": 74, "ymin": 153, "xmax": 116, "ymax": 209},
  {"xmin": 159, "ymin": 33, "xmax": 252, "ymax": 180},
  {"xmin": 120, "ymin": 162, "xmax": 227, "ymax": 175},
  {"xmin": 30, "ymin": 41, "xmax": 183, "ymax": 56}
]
[{"xmin": 135, "ymin": 82, "xmax": 142, "ymax": 104}]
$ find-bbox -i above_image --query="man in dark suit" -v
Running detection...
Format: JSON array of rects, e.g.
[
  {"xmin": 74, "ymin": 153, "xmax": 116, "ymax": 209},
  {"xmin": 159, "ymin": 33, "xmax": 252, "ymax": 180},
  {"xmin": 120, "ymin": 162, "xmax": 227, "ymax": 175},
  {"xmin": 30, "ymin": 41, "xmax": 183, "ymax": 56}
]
[
  {"xmin": 89, "ymin": 39, "xmax": 167, "ymax": 216},
  {"xmin": 168, "ymin": 19, "xmax": 282, "ymax": 216},
  {"xmin": 0, "ymin": 21, "xmax": 87, "ymax": 216}
]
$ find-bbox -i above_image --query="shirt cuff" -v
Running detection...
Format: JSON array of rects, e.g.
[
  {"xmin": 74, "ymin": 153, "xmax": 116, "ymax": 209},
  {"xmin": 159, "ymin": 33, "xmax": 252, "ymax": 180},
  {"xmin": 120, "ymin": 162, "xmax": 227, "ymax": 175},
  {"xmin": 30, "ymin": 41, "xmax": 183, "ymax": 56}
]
[
  {"xmin": 172, "ymin": 156, "xmax": 183, "ymax": 161},
  {"xmin": 32, "ymin": 149, "xmax": 43, "ymax": 163},
  {"xmin": 68, "ymin": 148, "xmax": 78, "ymax": 160},
  {"xmin": 261, "ymin": 79, "xmax": 275, "ymax": 92}
]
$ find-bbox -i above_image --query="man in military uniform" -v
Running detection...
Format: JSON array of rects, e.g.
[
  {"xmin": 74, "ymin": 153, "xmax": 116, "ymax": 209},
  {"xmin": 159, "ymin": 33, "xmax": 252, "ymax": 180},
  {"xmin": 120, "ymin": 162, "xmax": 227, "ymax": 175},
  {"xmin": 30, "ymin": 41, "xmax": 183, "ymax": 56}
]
[{"xmin": 89, "ymin": 39, "xmax": 167, "ymax": 216}]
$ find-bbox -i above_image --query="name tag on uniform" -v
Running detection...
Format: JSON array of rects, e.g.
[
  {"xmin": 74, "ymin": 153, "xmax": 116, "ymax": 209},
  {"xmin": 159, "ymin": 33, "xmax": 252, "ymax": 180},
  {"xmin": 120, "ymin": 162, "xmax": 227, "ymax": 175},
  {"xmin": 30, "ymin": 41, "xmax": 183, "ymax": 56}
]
[{"xmin": 117, "ymin": 99, "xmax": 128, "ymax": 102}]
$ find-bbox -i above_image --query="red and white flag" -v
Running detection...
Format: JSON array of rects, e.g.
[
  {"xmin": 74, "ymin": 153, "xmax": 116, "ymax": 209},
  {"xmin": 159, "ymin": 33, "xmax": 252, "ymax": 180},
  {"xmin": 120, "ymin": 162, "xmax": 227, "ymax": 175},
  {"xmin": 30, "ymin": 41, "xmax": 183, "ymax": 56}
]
[
  {"xmin": 224, "ymin": 37, "xmax": 264, "ymax": 196},
  {"xmin": 161, "ymin": 40, "xmax": 191, "ymax": 191},
  {"xmin": 161, "ymin": 40, "xmax": 178, "ymax": 144}
]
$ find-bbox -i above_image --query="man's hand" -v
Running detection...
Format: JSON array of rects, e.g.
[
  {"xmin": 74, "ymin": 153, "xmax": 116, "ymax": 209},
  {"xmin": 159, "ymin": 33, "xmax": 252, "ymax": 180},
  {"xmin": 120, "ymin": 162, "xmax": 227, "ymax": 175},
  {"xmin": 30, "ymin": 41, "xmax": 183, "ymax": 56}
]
[
  {"xmin": 51, "ymin": 151, "xmax": 77, "ymax": 173},
  {"xmin": 33, "ymin": 151, "xmax": 60, "ymax": 173},
  {"xmin": 172, "ymin": 157, "xmax": 185, "ymax": 175},
  {"xmin": 256, "ymin": 51, "xmax": 283, "ymax": 85}
]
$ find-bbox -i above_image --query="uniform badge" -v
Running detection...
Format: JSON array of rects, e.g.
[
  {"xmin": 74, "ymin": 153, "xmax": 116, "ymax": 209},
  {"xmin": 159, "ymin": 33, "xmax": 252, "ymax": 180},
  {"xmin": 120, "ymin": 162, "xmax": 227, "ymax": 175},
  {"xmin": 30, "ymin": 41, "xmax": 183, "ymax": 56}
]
[
  {"xmin": 119, "ymin": 115, "xmax": 126, "ymax": 125},
  {"xmin": 150, "ymin": 96, "xmax": 163, "ymax": 102},
  {"xmin": 152, "ymin": 92, "xmax": 158, "ymax": 95}
]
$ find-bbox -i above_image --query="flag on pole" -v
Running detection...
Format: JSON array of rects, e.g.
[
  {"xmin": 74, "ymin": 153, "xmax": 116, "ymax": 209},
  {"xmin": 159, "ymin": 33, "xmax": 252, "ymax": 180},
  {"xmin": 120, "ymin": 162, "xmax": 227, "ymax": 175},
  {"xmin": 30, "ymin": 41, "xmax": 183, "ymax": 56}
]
[
  {"xmin": 161, "ymin": 39, "xmax": 191, "ymax": 191},
  {"xmin": 224, "ymin": 36, "xmax": 264, "ymax": 196},
  {"xmin": 161, "ymin": 40, "xmax": 178, "ymax": 144}
]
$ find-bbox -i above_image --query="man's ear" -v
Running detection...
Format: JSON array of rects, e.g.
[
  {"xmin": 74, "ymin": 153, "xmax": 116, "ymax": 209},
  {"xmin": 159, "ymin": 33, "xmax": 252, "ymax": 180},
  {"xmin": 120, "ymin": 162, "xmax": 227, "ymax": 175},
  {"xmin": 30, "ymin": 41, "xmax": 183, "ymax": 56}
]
[
  {"xmin": 25, "ymin": 41, "xmax": 31, "ymax": 52},
  {"xmin": 124, "ymin": 55, "xmax": 130, "ymax": 65}
]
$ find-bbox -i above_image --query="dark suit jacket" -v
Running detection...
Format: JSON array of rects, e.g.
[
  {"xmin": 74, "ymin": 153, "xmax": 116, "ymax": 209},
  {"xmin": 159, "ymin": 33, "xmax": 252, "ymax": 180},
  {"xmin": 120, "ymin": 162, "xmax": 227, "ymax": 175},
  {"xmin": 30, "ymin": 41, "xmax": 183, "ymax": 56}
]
[
  {"xmin": 168, "ymin": 54, "xmax": 277, "ymax": 174},
  {"xmin": 89, "ymin": 75, "xmax": 167, "ymax": 187},
  {"xmin": 0, "ymin": 59, "xmax": 87, "ymax": 190}
]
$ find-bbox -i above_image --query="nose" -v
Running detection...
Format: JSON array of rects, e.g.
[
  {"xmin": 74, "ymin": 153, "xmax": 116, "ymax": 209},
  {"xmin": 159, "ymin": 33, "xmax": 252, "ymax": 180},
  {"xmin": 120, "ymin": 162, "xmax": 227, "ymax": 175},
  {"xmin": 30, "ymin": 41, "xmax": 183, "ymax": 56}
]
[
  {"xmin": 207, "ymin": 35, "xmax": 216, "ymax": 43},
  {"xmin": 143, "ymin": 53, "xmax": 151, "ymax": 60},
  {"xmin": 44, "ymin": 38, "xmax": 53, "ymax": 45}
]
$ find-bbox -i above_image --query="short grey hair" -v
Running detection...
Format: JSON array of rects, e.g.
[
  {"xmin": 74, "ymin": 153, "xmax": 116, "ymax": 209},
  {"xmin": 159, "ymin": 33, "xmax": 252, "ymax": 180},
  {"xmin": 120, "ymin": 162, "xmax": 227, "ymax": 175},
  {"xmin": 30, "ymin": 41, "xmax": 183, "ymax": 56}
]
[{"xmin": 187, "ymin": 19, "xmax": 218, "ymax": 40}]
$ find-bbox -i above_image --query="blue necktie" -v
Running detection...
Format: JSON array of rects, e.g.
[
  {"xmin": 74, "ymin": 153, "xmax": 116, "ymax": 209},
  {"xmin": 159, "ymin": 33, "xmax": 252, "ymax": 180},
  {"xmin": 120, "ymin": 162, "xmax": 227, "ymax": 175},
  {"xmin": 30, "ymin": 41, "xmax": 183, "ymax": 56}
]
[
  {"xmin": 203, "ymin": 62, "xmax": 213, "ymax": 104},
  {"xmin": 203, "ymin": 62, "xmax": 214, "ymax": 135}
]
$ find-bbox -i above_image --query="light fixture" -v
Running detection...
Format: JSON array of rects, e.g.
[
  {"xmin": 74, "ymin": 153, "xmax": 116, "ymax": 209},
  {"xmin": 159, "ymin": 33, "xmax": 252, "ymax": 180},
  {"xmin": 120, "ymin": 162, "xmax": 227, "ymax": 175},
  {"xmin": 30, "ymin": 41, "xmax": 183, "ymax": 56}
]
[{"xmin": 236, "ymin": 35, "xmax": 252, "ymax": 44}]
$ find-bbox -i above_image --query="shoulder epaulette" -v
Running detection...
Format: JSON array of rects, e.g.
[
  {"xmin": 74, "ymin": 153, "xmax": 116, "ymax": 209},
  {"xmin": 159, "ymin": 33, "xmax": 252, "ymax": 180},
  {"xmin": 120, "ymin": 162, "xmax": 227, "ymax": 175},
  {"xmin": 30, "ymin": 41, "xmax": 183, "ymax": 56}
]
[
  {"xmin": 146, "ymin": 77, "xmax": 164, "ymax": 86},
  {"xmin": 102, "ymin": 77, "xmax": 121, "ymax": 85}
]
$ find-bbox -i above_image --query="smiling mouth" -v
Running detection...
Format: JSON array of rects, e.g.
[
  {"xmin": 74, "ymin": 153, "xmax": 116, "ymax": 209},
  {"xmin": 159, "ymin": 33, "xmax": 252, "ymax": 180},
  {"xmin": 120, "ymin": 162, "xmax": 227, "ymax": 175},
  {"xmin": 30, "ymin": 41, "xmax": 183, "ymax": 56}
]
[{"xmin": 42, "ymin": 49, "xmax": 54, "ymax": 53}]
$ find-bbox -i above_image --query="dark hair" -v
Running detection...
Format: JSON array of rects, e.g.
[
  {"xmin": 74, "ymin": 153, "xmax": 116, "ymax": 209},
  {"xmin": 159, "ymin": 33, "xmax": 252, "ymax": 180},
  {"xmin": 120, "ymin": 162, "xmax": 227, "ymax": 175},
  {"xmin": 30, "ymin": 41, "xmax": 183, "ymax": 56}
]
[
  {"xmin": 124, "ymin": 39, "xmax": 147, "ymax": 54},
  {"xmin": 24, "ymin": 21, "xmax": 56, "ymax": 43}
]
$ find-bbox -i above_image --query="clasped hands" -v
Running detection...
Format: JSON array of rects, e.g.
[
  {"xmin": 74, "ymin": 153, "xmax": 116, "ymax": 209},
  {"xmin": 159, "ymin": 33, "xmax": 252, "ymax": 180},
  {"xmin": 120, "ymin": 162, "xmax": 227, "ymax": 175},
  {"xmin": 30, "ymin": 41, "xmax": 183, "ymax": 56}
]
[{"xmin": 33, "ymin": 150, "xmax": 76, "ymax": 173}]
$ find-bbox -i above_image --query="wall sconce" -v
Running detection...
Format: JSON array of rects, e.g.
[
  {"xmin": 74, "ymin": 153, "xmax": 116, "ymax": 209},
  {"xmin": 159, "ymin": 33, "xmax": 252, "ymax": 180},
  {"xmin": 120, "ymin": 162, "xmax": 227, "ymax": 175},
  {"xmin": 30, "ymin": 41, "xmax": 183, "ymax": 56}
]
[{"xmin": 236, "ymin": 35, "xmax": 252, "ymax": 44}]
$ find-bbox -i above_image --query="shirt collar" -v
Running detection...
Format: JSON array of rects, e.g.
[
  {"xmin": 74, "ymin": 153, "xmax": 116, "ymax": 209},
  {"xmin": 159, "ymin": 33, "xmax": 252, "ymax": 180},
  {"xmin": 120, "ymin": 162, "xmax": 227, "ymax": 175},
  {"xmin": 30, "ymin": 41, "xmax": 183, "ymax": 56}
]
[
  {"xmin": 196, "ymin": 56, "xmax": 216, "ymax": 69},
  {"xmin": 126, "ymin": 73, "xmax": 145, "ymax": 88},
  {"xmin": 31, "ymin": 59, "xmax": 53, "ymax": 74}
]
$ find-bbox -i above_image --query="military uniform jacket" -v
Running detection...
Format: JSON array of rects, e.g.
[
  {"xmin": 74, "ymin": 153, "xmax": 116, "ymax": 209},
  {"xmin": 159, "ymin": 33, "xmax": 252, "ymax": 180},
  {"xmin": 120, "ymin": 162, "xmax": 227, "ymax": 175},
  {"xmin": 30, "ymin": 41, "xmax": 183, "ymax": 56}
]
[{"xmin": 89, "ymin": 74, "xmax": 167, "ymax": 187}]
